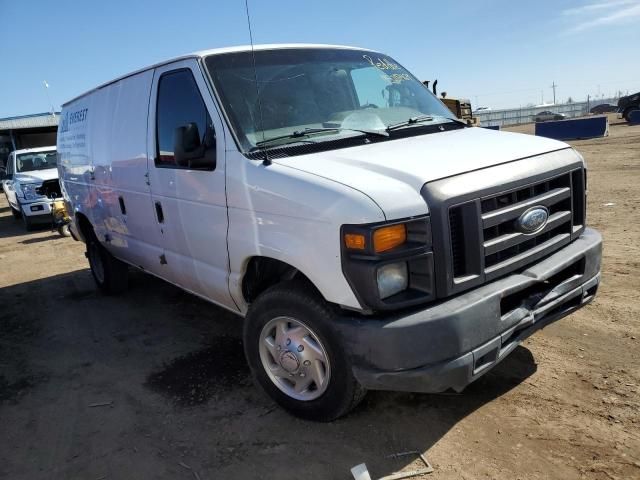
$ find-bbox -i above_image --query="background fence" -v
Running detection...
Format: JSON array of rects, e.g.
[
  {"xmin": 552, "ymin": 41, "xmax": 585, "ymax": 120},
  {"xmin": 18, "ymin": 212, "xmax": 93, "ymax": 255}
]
[{"xmin": 474, "ymin": 97, "xmax": 619, "ymax": 127}]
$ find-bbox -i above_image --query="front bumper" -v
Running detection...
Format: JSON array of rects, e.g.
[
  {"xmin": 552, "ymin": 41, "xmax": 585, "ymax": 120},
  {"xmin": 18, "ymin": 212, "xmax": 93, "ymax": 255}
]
[
  {"xmin": 20, "ymin": 198, "xmax": 54, "ymax": 219},
  {"xmin": 335, "ymin": 228, "xmax": 602, "ymax": 393}
]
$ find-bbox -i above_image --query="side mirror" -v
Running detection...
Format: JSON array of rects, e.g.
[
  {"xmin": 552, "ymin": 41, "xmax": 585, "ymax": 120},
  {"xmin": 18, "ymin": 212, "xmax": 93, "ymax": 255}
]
[
  {"xmin": 174, "ymin": 123, "xmax": 202, "ymax": 167},
  {"xmin": 174, "ymin": 122, "xmax": 216, "ymax": 170}
]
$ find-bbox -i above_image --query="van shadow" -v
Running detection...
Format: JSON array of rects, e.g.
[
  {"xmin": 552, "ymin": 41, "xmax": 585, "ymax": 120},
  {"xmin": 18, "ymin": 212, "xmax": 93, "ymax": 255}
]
[{"xmin": 1, "ymin": 268, "xmax": 537, "ymax": 479}]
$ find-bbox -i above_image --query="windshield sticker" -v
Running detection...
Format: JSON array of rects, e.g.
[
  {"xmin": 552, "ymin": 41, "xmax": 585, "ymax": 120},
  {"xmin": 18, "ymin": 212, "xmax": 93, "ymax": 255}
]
[
  {"xmin": 381, "ymin": 73, "xmax": 411, "ymax": 83},
  {"xmin": 363, "ymin": 55, "xmax": 401, "ymax": 71},
  {"xmin": 364, "ymin": 55, "xmax": 411, "ymax": 83}
]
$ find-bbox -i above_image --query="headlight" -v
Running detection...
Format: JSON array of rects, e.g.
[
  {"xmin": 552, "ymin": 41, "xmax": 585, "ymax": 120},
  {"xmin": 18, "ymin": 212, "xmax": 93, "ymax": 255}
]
[
  {"xmin": 377, "ymin": 262, "xmax": 409, "ymax": 299},
  {"xmin": 20, "ymin": 183, "xmax": 41, "ymax": 200},
  {"xmin": 341, "ymin": 216, "xmax": 434, "ymax": 310},
  {"xmin": 344, "ymin": 223, "xmax": 407, "ymax": 253}
]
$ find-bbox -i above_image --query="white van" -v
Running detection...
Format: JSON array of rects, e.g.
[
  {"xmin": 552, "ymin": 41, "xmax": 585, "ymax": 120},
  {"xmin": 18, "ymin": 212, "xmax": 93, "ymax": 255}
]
[
  {"xmin": 1, "ymin": 146, "xmax": 58, "ymax": 230},
  {"xmin": 58, "ymin": 44, "xmax": 602, "ymax": 421}
]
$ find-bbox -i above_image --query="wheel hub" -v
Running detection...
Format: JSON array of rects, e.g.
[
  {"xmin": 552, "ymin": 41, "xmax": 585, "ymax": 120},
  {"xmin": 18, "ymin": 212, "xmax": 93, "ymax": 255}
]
[
  {"xmin": 258, "ymin": 316, "xmax": 331, "ymax": 401},
  {"xmin": 279, "ymin": 350, "xmax": 300, "ymax": 373}
]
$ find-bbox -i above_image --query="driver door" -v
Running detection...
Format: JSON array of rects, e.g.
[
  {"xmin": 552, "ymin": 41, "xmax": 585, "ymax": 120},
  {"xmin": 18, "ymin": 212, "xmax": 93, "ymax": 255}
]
[{"xmin": 146, "ymin": 60, "xmax": 234, "ymax": 310}]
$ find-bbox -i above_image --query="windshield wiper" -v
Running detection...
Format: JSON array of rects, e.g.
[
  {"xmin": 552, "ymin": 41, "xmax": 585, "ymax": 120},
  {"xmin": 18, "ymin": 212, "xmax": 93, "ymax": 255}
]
[
  {"xmin": 386, "ymin": 115, "xmax": 434, "ymax": 132},
  {"xmin": 253, "ymin": 127, "xmax": 388, "ymax": 149},
  {"xmin": 386, "ymin": 115, "xmax": 467, "ymax": 132}
]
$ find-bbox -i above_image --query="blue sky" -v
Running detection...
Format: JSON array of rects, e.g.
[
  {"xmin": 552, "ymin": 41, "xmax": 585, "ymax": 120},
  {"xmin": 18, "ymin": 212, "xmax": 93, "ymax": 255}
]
[{"xmin": 1, "ymin": 0, "xmax": 639, "ymax": 117}]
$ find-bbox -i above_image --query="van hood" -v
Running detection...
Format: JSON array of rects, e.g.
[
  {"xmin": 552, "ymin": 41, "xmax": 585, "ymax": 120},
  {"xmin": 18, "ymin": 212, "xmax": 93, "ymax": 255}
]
[
  {"xmin": 273, "ymin": 127, "xmax": 571, "ymax": 219},
  {"xmin": 14, "ymin": 168, "xmax": 59, "ymax": 184}
]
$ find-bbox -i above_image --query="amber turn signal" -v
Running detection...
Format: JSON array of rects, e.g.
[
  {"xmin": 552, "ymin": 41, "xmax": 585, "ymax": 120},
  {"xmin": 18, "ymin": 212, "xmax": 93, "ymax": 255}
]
[
  {"xmin": 373, "ymin": 224, "xmax": 407, "ymax": 253},
  {"xmin": 344, "ymin": 233, "xmax": 366, "ymax": 250}
]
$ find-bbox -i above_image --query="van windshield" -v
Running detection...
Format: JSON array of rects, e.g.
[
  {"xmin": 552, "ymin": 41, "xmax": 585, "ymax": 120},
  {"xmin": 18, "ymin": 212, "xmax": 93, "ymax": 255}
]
[
  {"xmin": 205, "ymin": 48, "xmax": 457, "ymax": 153},
  {"xmin": 16, "ymin": 151, "xmax": 57, "ymax": 172}
]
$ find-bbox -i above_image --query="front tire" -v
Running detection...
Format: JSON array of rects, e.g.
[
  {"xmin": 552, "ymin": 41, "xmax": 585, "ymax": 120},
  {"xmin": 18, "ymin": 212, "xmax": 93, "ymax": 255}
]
[
  {"xmin": 86, "ymin": 230, "xmax": 129, "ymax": 294},
  {"xmin": 10, "ymin": 205, "xmax": 21, "ymax": 219},
  {"xmin": 244, "ymin": 282, "xmax": 366, "ymax": 421}
]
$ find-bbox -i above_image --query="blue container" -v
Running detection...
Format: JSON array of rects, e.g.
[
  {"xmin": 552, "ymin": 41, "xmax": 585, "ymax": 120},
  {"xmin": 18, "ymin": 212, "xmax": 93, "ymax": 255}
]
[{"xmin": 535, "ymin": 116, "xmax": 608, "ymax": 141}]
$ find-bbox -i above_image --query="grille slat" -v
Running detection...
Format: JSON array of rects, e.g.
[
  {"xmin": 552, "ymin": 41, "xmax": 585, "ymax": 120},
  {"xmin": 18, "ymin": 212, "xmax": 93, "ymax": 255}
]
[
  {"xmin": 485, "ymin": 232, "xmax": 571, "ymax": 276},
  {"xmin": 483, "ymin": 210, "xmax": 572, "ymax": 256},
  {"xmin": 481, "ymin": 187, "xmax": 571, "ymax": 228}
]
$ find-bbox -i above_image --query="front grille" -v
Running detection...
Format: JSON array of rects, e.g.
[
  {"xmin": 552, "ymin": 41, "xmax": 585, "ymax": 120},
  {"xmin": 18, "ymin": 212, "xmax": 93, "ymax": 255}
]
[
  {"xmin": 448, "ymin": 169, "xmax": 585, "ymax": 285},
  {"xmin": 481, "ymin": 173, "xmax": 573, "ymax": 276}
]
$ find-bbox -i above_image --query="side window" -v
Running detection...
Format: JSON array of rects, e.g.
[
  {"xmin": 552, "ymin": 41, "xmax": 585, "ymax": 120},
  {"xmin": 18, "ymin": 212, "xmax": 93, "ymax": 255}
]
[{"xmin": 155, "ymin": 69, "xmax": 216, "ymax": 170}]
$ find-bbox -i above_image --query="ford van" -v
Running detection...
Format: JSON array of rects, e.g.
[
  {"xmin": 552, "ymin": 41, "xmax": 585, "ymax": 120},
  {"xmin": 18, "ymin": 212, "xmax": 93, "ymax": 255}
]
[{"xmin": 57, "ymin": 44, "xmax": 602, "ymax": 421}]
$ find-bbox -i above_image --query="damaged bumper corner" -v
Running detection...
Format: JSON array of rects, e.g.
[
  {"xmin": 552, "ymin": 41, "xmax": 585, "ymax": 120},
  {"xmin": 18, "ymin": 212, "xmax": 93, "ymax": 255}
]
[{"xmin": 335, "ymin": 228, "xmax": 602, "ymax": 393}]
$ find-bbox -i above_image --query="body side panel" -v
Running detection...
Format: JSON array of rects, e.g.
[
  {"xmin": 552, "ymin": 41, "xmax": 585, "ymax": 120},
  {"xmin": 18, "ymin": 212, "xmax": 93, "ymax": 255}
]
[{"xmin": 58, "ymin": 69, "xmax": 162, "ymax": 272}]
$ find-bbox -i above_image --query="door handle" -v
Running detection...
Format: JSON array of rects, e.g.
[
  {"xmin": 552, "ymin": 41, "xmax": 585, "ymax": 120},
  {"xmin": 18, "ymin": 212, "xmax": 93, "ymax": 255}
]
[
  {"xmin": 155, "ymin": 201, "xmax": 164, "ymax": 223},
  {"xmin": 118, "ymin": 196, "xmax": 126, "ymax": 215}
]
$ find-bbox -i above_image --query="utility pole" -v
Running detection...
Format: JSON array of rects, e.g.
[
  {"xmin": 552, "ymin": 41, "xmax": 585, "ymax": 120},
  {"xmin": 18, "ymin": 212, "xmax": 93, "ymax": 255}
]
[
  {"xmin": 43, "ymin": 81, "xmax": 55, "ymax": 115},
  {"xmin": 550, "ymin": 81, "xmax": 557, "ymax": 105}
]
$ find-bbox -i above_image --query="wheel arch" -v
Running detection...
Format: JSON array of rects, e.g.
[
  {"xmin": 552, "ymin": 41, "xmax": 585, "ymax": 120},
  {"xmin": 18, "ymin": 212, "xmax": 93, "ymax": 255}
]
[
  {"xmin": 240, "ymin": 256, "xmax": 320, "ymax": 305},
  {"xmin": 74, "ymin": 211, "xmax": 93, "ymax": 243}
]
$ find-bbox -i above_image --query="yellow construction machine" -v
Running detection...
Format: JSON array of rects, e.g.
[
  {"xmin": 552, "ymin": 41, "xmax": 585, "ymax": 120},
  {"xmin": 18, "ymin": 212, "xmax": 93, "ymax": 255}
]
[{"xmin": 423, "ymin": 80, "xmax": 479, "ymax": 126}]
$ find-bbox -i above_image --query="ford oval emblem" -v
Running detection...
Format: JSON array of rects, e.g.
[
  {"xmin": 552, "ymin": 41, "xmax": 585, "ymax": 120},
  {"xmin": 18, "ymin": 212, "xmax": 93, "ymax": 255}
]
[{"xmin": 517, "ymin": 206, "xmax": 549, "ymax": 234}]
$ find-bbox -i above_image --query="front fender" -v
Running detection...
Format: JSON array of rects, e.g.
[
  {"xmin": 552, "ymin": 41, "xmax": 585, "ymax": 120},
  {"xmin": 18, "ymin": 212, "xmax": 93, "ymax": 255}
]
[{"xmin": 226, "ymin": 153, "xmax": 387, "ymax": 313}]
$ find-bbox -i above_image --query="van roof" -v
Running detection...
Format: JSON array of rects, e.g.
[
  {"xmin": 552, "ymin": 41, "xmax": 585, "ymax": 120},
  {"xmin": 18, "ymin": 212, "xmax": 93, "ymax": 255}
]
[{"xmin": 62, "ymin": 43, "xmax": 373, "ymax": 107}]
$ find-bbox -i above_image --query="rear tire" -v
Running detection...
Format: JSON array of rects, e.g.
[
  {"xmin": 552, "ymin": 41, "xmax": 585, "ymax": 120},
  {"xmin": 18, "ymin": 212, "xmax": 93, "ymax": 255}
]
[
  {"xmin": 86, "ymin": 229, "xmax": 128, "ymax": 294},
  {"xmin": 244, "ymin": 281, "xmax": 366, "ymax": 421},
  {"xmin": 623, "ymin": 107, "xmax": 637, "ymax": 122}
]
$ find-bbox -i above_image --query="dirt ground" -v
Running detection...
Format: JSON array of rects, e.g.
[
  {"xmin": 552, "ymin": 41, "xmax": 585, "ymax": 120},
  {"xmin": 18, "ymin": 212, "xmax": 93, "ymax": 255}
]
[{"xmin": 1, "ymin": 115, "xmax": 639, "ymax": 480}]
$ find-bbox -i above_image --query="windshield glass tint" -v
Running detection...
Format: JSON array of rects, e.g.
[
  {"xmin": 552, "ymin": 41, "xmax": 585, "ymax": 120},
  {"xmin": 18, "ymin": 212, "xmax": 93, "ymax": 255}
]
[
  {"xmin": 205, "ymin": 49, "xmax": 455, "ymax": 151},
  {"xmin": 16, "ymin": 151, "xmax": 57, "ymax": 172}
]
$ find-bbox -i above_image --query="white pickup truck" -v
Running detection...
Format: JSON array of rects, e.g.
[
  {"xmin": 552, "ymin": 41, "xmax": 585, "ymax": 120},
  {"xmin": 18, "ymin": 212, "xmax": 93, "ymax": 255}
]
[
  {"xmin": 2, "ymin": 146, "xmax": 59, "ymax": 230},
  {"xmin": 57, "ymin": 44, "xmax": 602, "ymax": 421}
]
